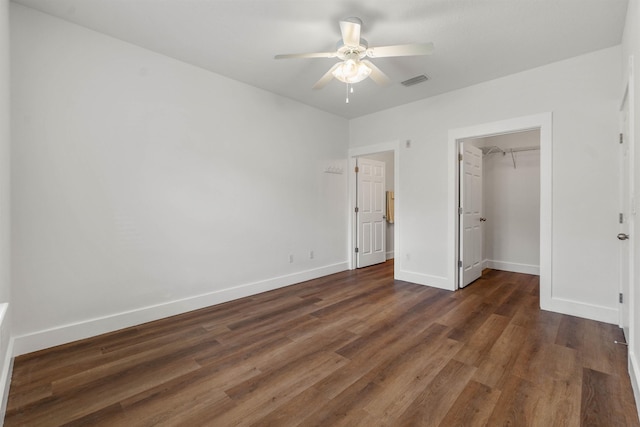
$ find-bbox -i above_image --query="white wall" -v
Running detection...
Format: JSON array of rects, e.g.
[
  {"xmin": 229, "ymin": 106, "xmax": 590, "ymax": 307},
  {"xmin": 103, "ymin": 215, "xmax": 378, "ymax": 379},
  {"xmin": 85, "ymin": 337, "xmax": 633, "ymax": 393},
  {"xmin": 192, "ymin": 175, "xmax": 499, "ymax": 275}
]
[
  {"xmin": 469, "ymin": 131, "xmax": 540, "ymax": 275},
  {"xmin": 622, "ymin": 0, "xmax": 640, "ymax": 418},
  {"xmin": 10, "ymin": 4, "xmax": 349, "ymax": 355},
  {"xmin": 350, "ymin": 46, "xmax": 621, "ymax": 323},
  {"xmin": 0, "ymin": 0, "xmax": 12, "ymax": 416},
  {"xmin": 362, "ymin": 151, "xmax": 394, "ymax": 259}
]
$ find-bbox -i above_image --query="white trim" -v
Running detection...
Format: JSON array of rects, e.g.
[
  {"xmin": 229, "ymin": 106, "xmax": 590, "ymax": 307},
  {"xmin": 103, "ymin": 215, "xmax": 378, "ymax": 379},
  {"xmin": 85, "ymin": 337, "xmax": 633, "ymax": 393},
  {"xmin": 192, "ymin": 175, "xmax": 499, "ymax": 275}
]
[
  {"xmin": 623, "ymin": 53, "xmax": 639, "ymax": 418},
  {"xmin": 542, "ymin": 296, "xmax": 618, "ymax": 324},
  {"xmin": 12, "ymin": 262, "xmax": 348, "ymax": 356},
  {"xmin": 485, "ymin": 260, "xmax": 540, "ymax": 276},
  {"xmin": 625, "ymin": 55, "xmax": 636, "ymax": 346},
  {"xmin": 385, "ymin": 251, "xmax": 394, "ymax": 260},
  {"xmin": 0, "ymin": 339, "xmax": 13, "ymax": 421},
  {"xmin": 0, "ymin": 303, "xmax": 12, "ymax": 420},
  {"xmin": 347, "ymin": 141, "xmax": 400, "ymax": 280},
  {"xmin": 630, "ymin": 350, "xmax": 640, "ymax": 422},
  {"xmin": 448, "ymin": 113, "xmax": 552, "ymax": 306},
  {"xmin": 395, "ymin": 270, "xmax": 451, "ymax": 290}
]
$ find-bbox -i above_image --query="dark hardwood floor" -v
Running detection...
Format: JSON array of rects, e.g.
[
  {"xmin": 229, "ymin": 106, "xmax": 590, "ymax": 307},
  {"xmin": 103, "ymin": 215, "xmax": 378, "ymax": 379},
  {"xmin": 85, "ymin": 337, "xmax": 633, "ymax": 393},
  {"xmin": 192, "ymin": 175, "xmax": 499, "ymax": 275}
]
[{"xmin": 5, "ymin": 261, "xmax": 640, "ymax": 426}]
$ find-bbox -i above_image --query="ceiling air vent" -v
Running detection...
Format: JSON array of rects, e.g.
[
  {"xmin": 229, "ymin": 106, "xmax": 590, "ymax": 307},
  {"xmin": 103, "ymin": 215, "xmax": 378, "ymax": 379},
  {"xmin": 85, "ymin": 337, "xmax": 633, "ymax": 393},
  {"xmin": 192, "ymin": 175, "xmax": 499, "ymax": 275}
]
[{"xmin": 401, "ymin": 75, "xmax": 429, "ymax": 87}]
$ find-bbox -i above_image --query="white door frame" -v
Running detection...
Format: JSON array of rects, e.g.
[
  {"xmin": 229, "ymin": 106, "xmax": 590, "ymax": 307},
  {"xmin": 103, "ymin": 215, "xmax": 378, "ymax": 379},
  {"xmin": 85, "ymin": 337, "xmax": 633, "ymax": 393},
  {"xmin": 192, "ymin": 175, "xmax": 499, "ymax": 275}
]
[
  {"xmin": 619, "ymin": 85, "xmax": 633, "ymax": 337},
  {"xmin": 348, "ymin": 141, "xmax": 400, "ymax": 275},
  {"xmin": 620, "ymin": 56, "xmax": 635, "ymax": 343},
  {"xmin": 448, "ymin": 113, "xmax": 552, "ymax": 310}
]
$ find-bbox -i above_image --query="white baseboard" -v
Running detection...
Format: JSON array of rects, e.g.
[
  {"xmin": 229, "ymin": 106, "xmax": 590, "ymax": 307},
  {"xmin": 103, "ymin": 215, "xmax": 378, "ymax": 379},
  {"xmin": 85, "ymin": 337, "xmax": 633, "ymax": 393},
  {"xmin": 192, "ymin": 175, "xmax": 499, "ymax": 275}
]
[
  {"xmin": 395, "ymin": 269, "xmax": 453, "ymax": 291},
  {"xmin": 482, "ymin": 261, "xmax": 615, "ymax": 325},
  {"xmin": 12, "ymin": 262, "xmax": 349, "ymax": 357},
  {"xmin": 385, "ymin": 251, "xmax": 394, "ymax": 260},
  {"xmin": 0, "ymin": 338, "xmax": 13, "ymax": 422},
  {"xmin": 540, "ymin": 296, "xmax": 618, "ymax": 325},
  {"xmin": 630, "ymin": 349, "xmax": 640, "ymax": 422},
  {"xmin": 0, "ymin": 303, "xmax": 12, "ymax": 422},
  {"xmin": 485, "ymin": 259, "xmax": 540, "ymax": 275}
]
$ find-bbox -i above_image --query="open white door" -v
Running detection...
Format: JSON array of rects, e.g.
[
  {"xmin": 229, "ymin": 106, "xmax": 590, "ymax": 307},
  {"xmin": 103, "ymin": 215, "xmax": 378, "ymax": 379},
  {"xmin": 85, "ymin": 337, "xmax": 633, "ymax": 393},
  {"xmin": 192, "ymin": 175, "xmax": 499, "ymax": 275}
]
[
  {"xmin": 356, "ymin": 158, "xmax": 386, "ymax": 268},
  {"xmin": 460, "ymin": 143, "xmax": 483, "ymax": 287},
  {"xmin": 619, "ymin": 93, "xmax": 632, "ymax": 340}
]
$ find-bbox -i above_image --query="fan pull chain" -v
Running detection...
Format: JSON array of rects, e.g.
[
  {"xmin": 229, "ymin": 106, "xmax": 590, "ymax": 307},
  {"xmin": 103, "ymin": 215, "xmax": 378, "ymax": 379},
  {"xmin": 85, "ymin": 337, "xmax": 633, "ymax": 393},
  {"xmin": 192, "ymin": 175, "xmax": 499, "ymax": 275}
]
[{"xmin": 345, "ymin": 83, "xmax": 355, "ymax": 103}]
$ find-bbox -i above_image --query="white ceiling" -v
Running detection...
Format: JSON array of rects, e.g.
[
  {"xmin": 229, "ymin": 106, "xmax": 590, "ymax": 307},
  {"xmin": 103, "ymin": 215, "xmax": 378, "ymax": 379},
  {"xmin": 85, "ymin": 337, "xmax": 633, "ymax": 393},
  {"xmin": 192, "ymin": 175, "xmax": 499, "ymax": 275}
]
[{"xmin": 12, "ymin": 0, "xmax": 629, "ymax": 119}]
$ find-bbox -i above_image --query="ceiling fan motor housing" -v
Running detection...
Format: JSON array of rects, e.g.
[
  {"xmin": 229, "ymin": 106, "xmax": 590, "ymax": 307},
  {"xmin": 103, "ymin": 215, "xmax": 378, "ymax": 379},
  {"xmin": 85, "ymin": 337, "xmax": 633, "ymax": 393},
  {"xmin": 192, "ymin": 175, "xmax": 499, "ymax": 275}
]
[{"xmin": 335, "ymin": 39, "xmax": 368, "ymax": 60}]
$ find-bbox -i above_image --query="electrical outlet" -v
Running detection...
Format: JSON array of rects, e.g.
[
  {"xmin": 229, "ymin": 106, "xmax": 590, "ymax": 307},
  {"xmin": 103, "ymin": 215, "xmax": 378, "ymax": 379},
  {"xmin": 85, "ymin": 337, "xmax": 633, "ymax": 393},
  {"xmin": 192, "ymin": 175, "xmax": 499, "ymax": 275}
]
[
  {"xmin": 309, "ymin": 250, "xmax": 314, "ymax": 259},
  {"xmin": 289, "ymin": 254, "xmax": 294, "ymax": 263}
]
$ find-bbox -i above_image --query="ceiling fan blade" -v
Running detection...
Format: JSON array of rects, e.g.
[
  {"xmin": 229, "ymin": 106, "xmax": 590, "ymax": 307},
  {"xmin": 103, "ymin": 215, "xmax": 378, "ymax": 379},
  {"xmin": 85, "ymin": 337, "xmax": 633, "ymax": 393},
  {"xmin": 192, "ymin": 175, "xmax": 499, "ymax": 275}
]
[
  {"xmin": 313, "ymin": 63, "xmax": 341, "ymax": 90},
  {"xmin": 339, "ymin": 17, "xmax": 362, "ymax": 47},
  {"xmin": 366, "ymin": 42, "xmax": 435, "ymax": 58},
  {"xmin": 275, "ymin": 52, "xmax": 337, "ymax": 59},
  {"xmin": 362, "ymin": 60, "xmax": 390, "ymax": 86}
]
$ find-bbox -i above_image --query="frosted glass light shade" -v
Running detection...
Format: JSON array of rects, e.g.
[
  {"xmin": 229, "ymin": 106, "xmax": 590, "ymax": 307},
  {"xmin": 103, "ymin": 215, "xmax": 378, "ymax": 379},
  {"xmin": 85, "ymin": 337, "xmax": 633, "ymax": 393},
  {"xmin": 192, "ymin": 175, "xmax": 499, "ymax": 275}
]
[{"xmin": 332, "ymin": 59, "xmax": 371, "ymax": 84}]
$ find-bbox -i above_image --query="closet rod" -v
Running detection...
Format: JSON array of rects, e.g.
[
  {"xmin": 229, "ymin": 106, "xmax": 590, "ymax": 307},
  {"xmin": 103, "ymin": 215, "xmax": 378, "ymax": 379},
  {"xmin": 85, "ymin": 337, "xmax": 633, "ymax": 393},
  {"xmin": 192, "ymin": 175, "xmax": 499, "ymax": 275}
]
[
  {"xmin": 506, "ymin": 145, "xmax": 540, "ymax": 153},
  {"xmin": 482, "ymin": 145, "xmax": 540, "ymax": 155},
  {"xmin": 482, "ymin": 145, "xmax": 540, "ymax": 169}
]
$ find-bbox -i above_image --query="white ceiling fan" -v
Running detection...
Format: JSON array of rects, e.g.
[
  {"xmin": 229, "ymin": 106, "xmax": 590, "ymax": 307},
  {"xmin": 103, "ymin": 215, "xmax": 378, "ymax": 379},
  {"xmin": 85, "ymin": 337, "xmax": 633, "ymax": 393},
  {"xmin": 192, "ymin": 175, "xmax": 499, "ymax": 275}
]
[{"xmin": 275, "ymin": 17, "xmax": 434, "ymax": 91}]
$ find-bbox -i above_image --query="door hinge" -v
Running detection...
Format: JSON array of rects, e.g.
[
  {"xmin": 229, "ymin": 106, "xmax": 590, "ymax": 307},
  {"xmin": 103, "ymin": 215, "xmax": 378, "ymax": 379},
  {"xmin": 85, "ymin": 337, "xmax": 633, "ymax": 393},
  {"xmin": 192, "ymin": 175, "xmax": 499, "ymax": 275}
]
[
  {"xmin": 620, "ymin": 213, "xmax": 624, "ymax": 224},
  {"xmin": 355, "ymin": 207, "xmax": 359, "ymax": 213},
  {"xmin": 458, "ymin": 206, "xmax": 462, "ymax": 215},
  {"xmin": 619, "ymin": 293, "xmax": 624, "ymax": 303},
  {"xmin": 620, "ymin": 133, "xmax": 624, "ymax": 144},
  {"xmin": 355, "ymin": 247, "xmax": 359, "ymax": 253},
  {"xmin": 458, "ymin": 153, "xmax": 463, "ymax": 161},
  {"xmin": 355, "ymin": 166, "xmax": 359, "ymax": 173},
  {"xmin": 458, "ymin": 260, "xmax": 462, "ymax": 268}
]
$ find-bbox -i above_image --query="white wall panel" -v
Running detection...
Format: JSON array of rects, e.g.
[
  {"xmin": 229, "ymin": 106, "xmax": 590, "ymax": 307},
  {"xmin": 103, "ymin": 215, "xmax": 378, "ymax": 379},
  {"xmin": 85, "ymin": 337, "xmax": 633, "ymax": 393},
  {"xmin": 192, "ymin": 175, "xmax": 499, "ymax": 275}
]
[
  {"xmin": 0, "ymin": 0, "xmax": 12, "ymax": 416},
  {"xmin": 10, "ymin": 5, "xmax": 349, "ymax": 354},
  {"xmin": 622, "ymin": 0, "xmax": 640, "ymax": 418},
  {"xmin": 351, "ymin": 46, "xmax": 621, "ymax": 322}
]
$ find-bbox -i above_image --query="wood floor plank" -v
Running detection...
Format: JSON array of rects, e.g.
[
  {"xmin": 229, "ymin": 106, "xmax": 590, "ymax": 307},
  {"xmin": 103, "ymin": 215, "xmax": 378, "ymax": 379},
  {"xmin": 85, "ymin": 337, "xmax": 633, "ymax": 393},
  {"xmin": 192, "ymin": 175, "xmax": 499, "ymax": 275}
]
[
  {"xmin": 533, "ymin": 376, "xmax": 582, "ymax": 427},
  {"xmin": 395, "ymin": 358, "xmax": 476, "ymax": 426},
  {"xmin": 213, "ymin": 351, "xmax": 348, "ymax": 426},
  {"xmin": 581, "ymin": 367, "xmax": 634, "ymax": 426},
  {"xmin": 452, "ymin": 313, "xmax": 511, "ymax": 366},
  {"xmin": 364, "ymin": 336, "xmax": 463, "ymax": 421},
  {"xmin": 438, "ymin": 380, "xmax": 501, "ymax": 427},
  {"xmin": 512, "ymin": 341, "xmax": 581, "ymax": 385},
  {"xmin": 253, "ymin": 384, "xmax": 329, "ymax": 427},
  {"xmin": 7, "ymin": 357, "xmax": 201, "ymax": 426},
  {"xmin": 472, "ymin": 322, "xmax": 528, "ymax": 389},
  {"xmin": 486, "ymin": 374, "xmax": 541, "ymax": 426},
  {"xmin": 51, "ymin": 334, "xmax": 220, "ymax": 394},
  {"xmin": 5, "ymin": 262, "xmax": 639, "ymax": 426},
  {"xmin": 296, "ymin": 373, "xmax": 382, "ymax": 426}
]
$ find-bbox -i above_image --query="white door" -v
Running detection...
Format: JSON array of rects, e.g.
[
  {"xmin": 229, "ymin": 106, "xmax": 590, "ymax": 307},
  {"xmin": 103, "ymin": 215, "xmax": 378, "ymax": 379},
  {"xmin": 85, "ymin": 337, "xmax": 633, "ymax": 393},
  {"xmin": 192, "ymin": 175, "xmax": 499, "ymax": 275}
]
[
  {"xmin": 619, "ymin": 94, "xmax": 632, "ymax": 339},
  {"xmin": 357, "ymin": 158, "xmax": 386, "ymax": 268},
  {"xmin": 460, "ymin": 144, "xmax": 483, "ymax": 287}
]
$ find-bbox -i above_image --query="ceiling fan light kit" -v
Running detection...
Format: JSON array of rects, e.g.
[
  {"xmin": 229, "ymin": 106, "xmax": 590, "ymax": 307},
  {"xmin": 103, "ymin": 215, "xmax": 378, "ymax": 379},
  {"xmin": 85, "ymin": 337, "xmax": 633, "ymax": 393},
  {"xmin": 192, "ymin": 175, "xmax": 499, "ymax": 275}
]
[
  {"xmin": 275, "ymin": 17, "xmax": 434, "ymax": 102},
  {"xmin": 331, "ymin": 58, "xmax": 371, "ymax": 84}
]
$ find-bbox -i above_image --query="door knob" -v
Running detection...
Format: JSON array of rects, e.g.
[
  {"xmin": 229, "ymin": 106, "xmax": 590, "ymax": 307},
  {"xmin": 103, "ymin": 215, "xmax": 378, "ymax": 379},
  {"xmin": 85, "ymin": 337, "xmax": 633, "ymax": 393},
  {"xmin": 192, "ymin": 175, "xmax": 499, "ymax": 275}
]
[
  {"xmin": 479, "ymin": 217, "xmax": 487, "ymax": 222},
  {"xmin": 618, "ymin": 233, "xmax": 630, "ymax": 240}
]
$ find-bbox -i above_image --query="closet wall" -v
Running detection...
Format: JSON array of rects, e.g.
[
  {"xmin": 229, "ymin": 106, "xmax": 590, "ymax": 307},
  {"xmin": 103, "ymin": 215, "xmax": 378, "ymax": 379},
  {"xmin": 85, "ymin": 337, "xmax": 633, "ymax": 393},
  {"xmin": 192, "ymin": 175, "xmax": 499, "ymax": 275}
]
[
  {"xmin": 361, "ymin": 151, "xmax": 394, "ymax": 259},
  {"xmin": 470, "ymin": 130, "xmax": 541, "ymax": 275}
]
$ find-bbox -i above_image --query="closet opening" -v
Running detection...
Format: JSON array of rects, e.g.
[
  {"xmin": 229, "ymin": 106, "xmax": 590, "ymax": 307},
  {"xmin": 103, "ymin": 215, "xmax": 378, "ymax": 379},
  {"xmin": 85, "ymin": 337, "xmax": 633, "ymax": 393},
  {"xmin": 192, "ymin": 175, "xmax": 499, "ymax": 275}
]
[{"xmin": 458, "ymin": 129, "xmax": 541, "ymax": 288}]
